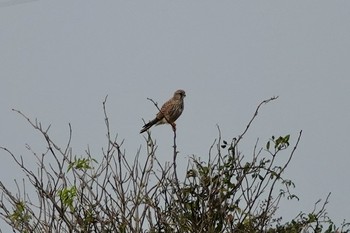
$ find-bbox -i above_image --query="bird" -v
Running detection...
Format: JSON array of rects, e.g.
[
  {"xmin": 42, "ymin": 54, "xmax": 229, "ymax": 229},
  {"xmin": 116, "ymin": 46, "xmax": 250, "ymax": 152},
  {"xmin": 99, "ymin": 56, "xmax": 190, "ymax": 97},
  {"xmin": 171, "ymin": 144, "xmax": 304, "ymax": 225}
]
[{"xmin": 140, "ymin": 89, "xmax": 186, "ymax": 134}]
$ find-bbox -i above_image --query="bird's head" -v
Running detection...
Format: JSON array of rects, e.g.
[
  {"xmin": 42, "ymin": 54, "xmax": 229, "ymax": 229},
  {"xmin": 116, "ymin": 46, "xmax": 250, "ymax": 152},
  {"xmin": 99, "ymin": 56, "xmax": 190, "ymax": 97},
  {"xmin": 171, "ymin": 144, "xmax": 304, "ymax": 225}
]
[{"xmin": 174, "ymin": 89, "xmax": 186, "ymax": 100}]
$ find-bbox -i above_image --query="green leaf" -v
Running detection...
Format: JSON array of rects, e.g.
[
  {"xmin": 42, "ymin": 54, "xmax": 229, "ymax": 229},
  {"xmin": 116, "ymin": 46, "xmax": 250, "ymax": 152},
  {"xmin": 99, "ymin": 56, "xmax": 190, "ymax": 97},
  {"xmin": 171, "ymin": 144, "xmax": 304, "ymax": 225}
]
[
  {"xmin": 67, "ymin": 157, "xmax": 97, "ymax": 172},
  {"xmin": 186, "ymin": 169, "xmax": 197, "ymax": 178},
  {"xmin": 266, "ymin": 141, "xmax": 270, "ymax": 150},
  {"xmin": 57, "ymin": 186, "xmax": 77, "ymax": 211},
  {"xmin": 284, "ymin": 134, "xmax": 290, "ymax": 142}
]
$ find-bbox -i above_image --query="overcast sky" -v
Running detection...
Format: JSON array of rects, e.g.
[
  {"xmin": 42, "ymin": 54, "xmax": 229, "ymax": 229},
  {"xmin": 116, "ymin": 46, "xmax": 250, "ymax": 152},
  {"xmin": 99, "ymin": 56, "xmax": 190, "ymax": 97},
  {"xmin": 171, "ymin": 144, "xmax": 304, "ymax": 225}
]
[{"xmin": 1, "ymin": 0, "xmax": 349, "ymax": 230}]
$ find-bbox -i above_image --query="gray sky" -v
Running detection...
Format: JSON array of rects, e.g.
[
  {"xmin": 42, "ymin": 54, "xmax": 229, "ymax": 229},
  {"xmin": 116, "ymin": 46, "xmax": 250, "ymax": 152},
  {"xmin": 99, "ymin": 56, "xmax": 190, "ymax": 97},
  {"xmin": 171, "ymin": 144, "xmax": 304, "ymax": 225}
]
[{"xmin": 1, "ymin": 0, "xmax": 349, "ymax": 230}]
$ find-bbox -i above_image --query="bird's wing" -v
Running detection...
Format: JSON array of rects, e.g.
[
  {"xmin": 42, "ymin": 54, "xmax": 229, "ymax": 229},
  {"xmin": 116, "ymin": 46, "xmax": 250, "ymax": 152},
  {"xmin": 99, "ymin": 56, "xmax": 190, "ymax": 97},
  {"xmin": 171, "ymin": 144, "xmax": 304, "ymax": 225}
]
[{"xmin": 156, "ymin": 98, "xmax": 173, "ymax": 119}]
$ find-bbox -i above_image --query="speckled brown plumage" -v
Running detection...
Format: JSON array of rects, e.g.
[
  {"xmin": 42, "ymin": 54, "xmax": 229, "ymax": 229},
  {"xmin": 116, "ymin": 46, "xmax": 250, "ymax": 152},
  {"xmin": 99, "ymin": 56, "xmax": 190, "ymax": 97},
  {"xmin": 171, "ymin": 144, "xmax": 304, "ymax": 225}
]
[{"xmin": 140, "ymin": 90, "xmax": 186, "ymax": 133}]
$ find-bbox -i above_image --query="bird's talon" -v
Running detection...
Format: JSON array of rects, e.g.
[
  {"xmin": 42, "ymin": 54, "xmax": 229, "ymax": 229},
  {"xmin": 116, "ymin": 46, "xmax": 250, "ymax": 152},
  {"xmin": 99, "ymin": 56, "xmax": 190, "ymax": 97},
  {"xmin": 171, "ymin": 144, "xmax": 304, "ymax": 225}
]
[{"xmin": 171, "ymin": 122, "xmax": 176, "ymax": 131}]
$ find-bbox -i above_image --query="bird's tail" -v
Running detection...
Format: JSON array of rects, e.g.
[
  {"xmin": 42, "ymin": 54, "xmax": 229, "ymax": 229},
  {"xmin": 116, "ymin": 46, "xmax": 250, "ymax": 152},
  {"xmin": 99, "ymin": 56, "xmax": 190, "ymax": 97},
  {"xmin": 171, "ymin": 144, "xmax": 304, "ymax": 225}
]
[{"xmin": 140, "ymin": 118, "xmax": 159, "ymax": 134}]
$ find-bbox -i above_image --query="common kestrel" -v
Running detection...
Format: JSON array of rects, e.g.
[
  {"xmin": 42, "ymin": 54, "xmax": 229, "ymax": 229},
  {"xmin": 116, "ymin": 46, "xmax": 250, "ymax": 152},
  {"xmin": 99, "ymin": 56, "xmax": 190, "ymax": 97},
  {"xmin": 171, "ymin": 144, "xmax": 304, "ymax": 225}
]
[{"xmin": 140, "ymin": 89, "xmax": 186, "ymax": 133}]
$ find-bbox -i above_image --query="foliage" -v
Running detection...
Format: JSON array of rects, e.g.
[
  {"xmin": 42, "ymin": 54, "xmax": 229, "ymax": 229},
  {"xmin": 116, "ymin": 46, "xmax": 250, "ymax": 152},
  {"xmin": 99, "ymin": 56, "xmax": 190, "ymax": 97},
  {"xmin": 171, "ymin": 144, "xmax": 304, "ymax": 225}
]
[{"xmin": 0, "ymin": 97, "xmax": 348, "ymax": 233}]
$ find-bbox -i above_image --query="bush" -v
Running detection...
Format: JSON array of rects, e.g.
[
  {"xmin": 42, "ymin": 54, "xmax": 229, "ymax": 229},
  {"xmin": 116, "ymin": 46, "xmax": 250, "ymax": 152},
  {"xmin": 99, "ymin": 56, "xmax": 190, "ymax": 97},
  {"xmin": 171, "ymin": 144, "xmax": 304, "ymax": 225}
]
[{"xmin": 0, "ymin": 97, "xmax": 348, "ymax": 233}]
